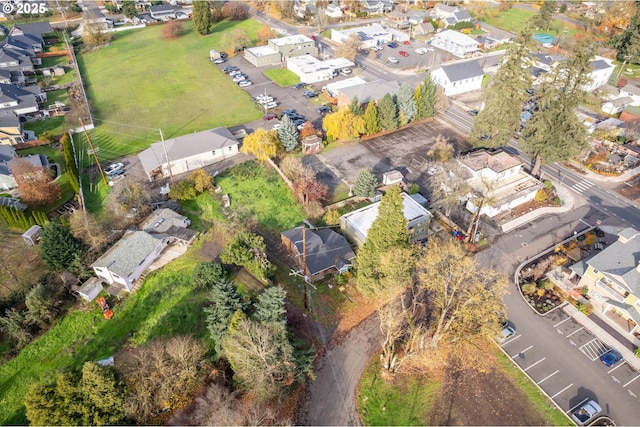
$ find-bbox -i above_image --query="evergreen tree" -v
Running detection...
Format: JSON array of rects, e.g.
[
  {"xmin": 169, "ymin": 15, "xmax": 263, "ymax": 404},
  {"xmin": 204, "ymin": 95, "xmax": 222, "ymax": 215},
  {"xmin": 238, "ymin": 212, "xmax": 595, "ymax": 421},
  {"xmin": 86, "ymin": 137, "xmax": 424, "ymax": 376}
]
[
  {"xmin": 531, "ymin": 0, "xmax": 557, "ymax": 31},
  {"xmin": 356, "ymin": 185, "xmax": 413, "ymax": 295},
  {"xmin": 522, "ymin": 38, "xmax": 595, "ymax": 176},
  {"xmin": 39, "ymin": 222, "xmax": 83, "ymax": 272},
  {"xmin": 611, "ymin": 5, "xmax": 640, "ymax": 63},
  {"xmin": 378, "ymin": 93, "xmax": 398, "ymax": 130},
  {"xmin": 363, "ymin": 100, "xmax": 380, "ymax": 135},
  {"xmin": 252, "ymin": 285, "xmax": 287, "ymax": 331},
  {"xmin": 470, "ymin": 26, "xmax": 534, "ymax": 148},
  {"xmin": 193, "ymin": 1, "xmax": 212, "ymax": 35},
  {"xmin": 349, "ymin": 97, "xmax": 363, "ymax": 115},
  {"xmin": 414, "ymin": 73, "xmax": 437, "ymax": 119},
  {"xmin": 220, "ymin": 231, "xmax": 275, "ymax": 279},
  {"xmin": 61, "ymin": 133, "xmax": 80, "ymax": 195},
  {"xmin": 204, "ymin": 278, "xmax": 245, "ymax": 355},
  {"xmin": 121, "ymin": 0, "xmax": 137, "ymax": 19},
  {"xmin": 396, "ymin": 82, "xmax": 417, "ymax": 126},
  {"xmin": 191, "ymin": 262, "xmax": 228, "ymax": 289},
  {"xmin": 353, "ymin": 168, "xmax": 378, "ymax": 197},
  {"xmin": 278, "ymin": 114, "xmax": 299, "ymax": 152}
]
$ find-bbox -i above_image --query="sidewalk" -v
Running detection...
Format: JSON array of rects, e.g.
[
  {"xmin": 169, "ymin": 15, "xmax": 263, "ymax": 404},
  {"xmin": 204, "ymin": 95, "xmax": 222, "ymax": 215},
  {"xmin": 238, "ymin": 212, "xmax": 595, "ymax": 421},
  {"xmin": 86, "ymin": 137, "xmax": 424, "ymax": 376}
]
[
  {"xmin": 500, "ymin": 181, "xmax": 582, "ymax": 233},
  {"xmin": 563, "ymin": 304, "xmax": 640, "ymax": 371}
]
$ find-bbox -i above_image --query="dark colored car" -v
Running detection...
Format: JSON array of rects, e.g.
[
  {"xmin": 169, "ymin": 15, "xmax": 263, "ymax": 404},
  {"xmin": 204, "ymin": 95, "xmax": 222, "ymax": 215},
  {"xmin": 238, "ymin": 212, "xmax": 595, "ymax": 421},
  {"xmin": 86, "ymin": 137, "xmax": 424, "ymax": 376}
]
[
  {"xmin": 399, "ymin": 50, "xmax": 409, "ymax": 57},
  {"xmin": 468, "ymin": 109, "xmax": 479, "ymax": 116},
  {"xmin": 317, "ymin": 106, "xmax": 331, "ymax": 114},
  {"xmin": 220, "ymin": 52, "xmax": 228, "ymax": 59},
  {"xmin": 600, "ymin": 349, "xmax": 623, "ymax": 367},
  {"xmin": 263, "ymin": 113, "xmax": 276, "ymax": 121},
  {"xmin": 303, "ymin": 90, "xmax": 318, "ymax": 98},
  {"xmin": 292, "ymin": 82, "xmax": 306, "ymax": 89},
  {"xmin": 387, "ymin": 42, "xmax": 398, "ymax": 48}
]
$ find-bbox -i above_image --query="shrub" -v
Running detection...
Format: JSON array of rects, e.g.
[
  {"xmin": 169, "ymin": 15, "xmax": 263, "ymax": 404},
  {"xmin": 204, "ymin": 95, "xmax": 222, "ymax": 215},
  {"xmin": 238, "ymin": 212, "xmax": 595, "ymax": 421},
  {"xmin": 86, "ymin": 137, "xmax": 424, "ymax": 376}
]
[
  {"xmin": 521, "ymin": 282, "xmax": 537, "ymax": 294},
  {"xmin": 578, "ymin": 303, "xmax": 594, "ymax": 315},
  {"xmin": 544, "ymin": 180, "xmax": 553, "ymax": 189},
  {"xmin": 535, "ymin": 189, "xmax": 549, "ymax": 203},
  {"xmin": 537, "ymin": 288, "xmax": 545, "ymax": 297},
  {"xmin": 409, "ymin": 183, "xmax": 420, "ymax": 195},
  {"xmin": 304, "ymin": 200, "xmax": 324, "ymax": 219},
  {"xmin": 581, "ymin": 287, "xmax": 589, "ymax": 297},
  {"xmin": 539, "ymin": 280, "xmax": 554, "ymax": 291},
  {"xmin": 323, "ymin": 209, "xmax": 341, "ymax": 226},
  {"xmin": 553, "ymin": 197, "xmax": 561, "ymax": 205},
  {"xmin": 635, "ymin": 347, "xmax": 640, "ymax": 358}
]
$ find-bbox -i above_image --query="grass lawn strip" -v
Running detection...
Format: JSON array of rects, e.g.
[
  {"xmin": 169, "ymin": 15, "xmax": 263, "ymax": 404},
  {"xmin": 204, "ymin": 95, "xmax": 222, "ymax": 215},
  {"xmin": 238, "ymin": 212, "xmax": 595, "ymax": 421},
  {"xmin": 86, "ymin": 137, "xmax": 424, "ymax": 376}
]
[
  {"xmin": 263, "ymin": 68, "xmax": 301, "ymax": 87},
  {"xmin": 77, "ymin": 20, "xmax": 262, "ymax": 163},
  {"xmin": 23, "ymin": 116, "xmax": 66, "ymax": 138}
]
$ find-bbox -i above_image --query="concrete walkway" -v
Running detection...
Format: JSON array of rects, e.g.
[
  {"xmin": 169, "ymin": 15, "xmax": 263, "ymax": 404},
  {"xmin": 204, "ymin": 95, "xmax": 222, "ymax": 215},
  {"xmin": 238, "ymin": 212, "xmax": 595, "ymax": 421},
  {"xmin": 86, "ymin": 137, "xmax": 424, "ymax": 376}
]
[
  {"xmin": 501, "ymin": 181, "xmax": 582, "ymax": 233},
  {"xmin": 563, "ymin": 304, "xmax": 640, "ymax": 371}
]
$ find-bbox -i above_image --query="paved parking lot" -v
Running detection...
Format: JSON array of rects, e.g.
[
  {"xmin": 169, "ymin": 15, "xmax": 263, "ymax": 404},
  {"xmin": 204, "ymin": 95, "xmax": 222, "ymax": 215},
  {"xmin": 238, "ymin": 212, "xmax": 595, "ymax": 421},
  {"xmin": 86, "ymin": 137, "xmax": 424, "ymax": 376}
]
[{"xmin": 500, "ymin": 306, "xmax": 640, "ymax": 418}]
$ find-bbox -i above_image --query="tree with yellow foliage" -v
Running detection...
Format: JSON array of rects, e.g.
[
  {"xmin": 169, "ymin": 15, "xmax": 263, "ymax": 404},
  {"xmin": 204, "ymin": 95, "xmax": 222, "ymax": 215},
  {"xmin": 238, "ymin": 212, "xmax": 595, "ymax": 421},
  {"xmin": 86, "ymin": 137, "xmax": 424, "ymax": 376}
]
[
  {"xmin": 322, "ymin": 107, "xmax": 364, "ymax": 142},
  {"xmin": 240, "ymin": 128, "xmax": 281, "ymax": 161}
]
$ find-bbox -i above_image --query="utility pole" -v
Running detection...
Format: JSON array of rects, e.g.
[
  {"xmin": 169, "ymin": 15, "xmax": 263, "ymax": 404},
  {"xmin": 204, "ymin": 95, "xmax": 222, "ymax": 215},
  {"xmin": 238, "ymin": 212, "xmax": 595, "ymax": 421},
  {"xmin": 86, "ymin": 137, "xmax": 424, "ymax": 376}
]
[
  {"xmin": 68, "ymin": 131, "xmax": 86, "ymax": 215},
  {"xmin": 81, "ymin": 118, "xmax": 108, "ymax": 186},
  {"xmin": 302, "ymin": 227, "xmax": 308, "ymax": 310},
  {"xmin": 159, "ymin": 128, "xmax": 173, "ymax": 183}
]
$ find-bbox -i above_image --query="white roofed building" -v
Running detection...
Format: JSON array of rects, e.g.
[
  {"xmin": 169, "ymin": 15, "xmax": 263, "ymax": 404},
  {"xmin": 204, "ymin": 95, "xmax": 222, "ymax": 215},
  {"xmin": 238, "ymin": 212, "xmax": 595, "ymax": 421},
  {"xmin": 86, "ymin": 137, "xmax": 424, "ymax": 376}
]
[
  {"xmin": 287, "ymin": 56, "xmax": 354, "ymax": 83},
  {"xmin": 431, "ymin": 29, "xmax": 480, "ymax": 58}
]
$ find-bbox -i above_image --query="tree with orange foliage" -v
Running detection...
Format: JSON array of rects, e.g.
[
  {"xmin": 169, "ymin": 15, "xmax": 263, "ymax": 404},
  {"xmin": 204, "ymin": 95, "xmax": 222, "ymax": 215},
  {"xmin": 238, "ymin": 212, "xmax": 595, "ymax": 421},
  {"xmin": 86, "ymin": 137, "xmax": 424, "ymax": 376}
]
[
  {"xmin": 256, "ymin": 24, "xmax": 276, "ymax": 45},
  {"xmin": 11, "ymin": 158, "xmax": 61, "ymax": 207},
  {"xmin": 292, "ymin": 174, "xmax": 329, "ymax": 206},
  {"xmin": 161, "ymin": 20, "xmax": 183, "ymax": 40},
  {"xmin": 299, "ymin": 121, "xmax": 316, "ymax": 139}
]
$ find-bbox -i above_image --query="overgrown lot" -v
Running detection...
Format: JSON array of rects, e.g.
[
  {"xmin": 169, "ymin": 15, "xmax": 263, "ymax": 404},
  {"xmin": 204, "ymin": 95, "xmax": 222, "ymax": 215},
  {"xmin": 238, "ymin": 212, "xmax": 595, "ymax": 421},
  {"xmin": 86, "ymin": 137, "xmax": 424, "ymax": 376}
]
[{"xmin": 76, "ymin": 20, "xmax": 263, "ymax": 165}]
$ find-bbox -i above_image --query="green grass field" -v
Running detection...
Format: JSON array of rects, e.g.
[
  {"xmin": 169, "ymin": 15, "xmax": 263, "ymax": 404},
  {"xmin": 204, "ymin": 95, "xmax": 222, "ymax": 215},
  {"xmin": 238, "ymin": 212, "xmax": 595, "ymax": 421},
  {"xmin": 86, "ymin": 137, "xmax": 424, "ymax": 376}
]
[
  {"xmin": 479, "ymin": 8, "xmax": 581, "ymax": 38},
  {"xmin": 76, "ymin": 20, "xmax": 263, "ymax": 164}
]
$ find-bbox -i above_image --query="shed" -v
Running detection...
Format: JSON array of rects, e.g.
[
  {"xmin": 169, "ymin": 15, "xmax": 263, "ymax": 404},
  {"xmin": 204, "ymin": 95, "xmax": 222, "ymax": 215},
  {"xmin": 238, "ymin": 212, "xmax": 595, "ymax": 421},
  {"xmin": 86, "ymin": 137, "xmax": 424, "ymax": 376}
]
[
  {"xmin": 209, "ymin": 49, "xmax": 221, "ymax": 61},
  {"xmin": 383, "ymin": 170, "xmax": 404, "ymax": 186},
  {"xmin": 302, "ymin": 135, "xmax": 322, "ymax": 153},
  {"xmin": 52, "ymin": 66, "xmax": 65, "ymax": 76},
  {"xmin": 78, "ymin": 277, "xmax": 104, "ymax": 301},
  {"xmin": 22, "ymin": 225, "xmax": 42, "ymax": 245}
]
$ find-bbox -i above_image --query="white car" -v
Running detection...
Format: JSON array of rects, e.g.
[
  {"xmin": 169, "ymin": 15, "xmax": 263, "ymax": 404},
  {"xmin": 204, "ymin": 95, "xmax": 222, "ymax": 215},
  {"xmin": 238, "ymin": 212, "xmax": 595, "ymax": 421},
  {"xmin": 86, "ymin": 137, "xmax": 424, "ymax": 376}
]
[
  {"xmin": 232, "ymin": 75, "xmax": 246, "ymax": 82},
  {"xmin": 229, "ymin": 70, "xmax": 241, "ymax": 76},
  {"xmin": 257, "ymin": 97, "xmax": 274, "ymax": 104},
  {"xmin": 272, "ymin": 123, "xmax": 281, "ymax": 130},
  {"xmin": 371, "ymin": 45, "xmax": 383, "ymax": 51},
  {"xmin": 265, "ymin": 101, "xmax": 278, "ymax": 109},
  {"xmin": 238, "ymin": 81, "xmax": 252, "ymax": 87},
  {"xmin": 414, "ymin": 48, "xmax": 426, "ymax": 55},
  {"xmin": 427, "ymin": 47, "xmax": 434, "ymax": 52},
  {"xmin": 104, "ymin": 162, "xmax": 124, "ymax": 176},
  {"xmin": 388, "ymin": 56, "xmax": 399, "ymax": 64}
]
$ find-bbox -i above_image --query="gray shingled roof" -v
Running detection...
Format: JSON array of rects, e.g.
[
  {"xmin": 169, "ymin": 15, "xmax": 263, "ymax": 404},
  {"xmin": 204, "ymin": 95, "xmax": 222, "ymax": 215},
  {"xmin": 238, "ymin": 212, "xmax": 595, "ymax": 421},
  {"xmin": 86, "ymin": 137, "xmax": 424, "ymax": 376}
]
[
  {"xmin": 0, "ymin": 109, "xmax": 19, "ymax": 128},
  {"xmin": 440, "ymin": 59, "xmax": 484, "ymax": 82},
  {"xmin": 339, "ymin": 80, "xmax": 400, "ymax": 105},
  {"xmin": 140, "ymin": 208, "xmax": 187, "ymax": 233},
  {"xmin": 454, "ymin": 10, "xmax": 472, "ymax": 21},
  {"xmin": 138, "ymin": 127, "xmax": 238, "ymax": 175},
  {"xmin": 281, "ymin": 227, "xmax": 355, "ymax": 276},
  {"xmin": 585, "ymin": 227, "xmax": 640, "ymax": 295},
  {"xmin": 13, "ymin": 22, "xmax": 53, "ymax": 37},
  {"xmin": 0, "ymin": 83, "xmax": 38, "ymax": 110},
  {"xmin": 91, "ymin": 230, "xmax": 165, "ymax": 278},
  {"xmin": 0, "ymin": 144, "xmax": 15, "ymax": 177},
  {"xmin": 592, "ymin": 59, "xmax": 612, "ymax": 70},
  {"xmin": 150, "ymin": 4, "xmax": 174, "ymax": 13}
]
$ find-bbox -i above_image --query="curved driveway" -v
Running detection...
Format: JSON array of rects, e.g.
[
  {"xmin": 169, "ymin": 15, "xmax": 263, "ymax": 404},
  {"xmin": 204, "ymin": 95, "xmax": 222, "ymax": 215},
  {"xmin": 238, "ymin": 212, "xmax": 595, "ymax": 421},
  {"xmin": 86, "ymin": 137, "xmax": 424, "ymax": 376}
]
[{"xmin": 300, "ymin": 315, "xmax": 381, "ymax": 426}]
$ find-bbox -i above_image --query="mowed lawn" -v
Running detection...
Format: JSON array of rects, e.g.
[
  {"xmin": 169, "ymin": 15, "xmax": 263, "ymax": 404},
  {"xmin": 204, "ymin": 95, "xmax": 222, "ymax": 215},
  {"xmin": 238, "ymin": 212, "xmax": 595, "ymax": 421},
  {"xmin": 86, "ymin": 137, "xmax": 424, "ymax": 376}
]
[{"xmin": 76, "ymin": 19, "xmax": 263, "ymax": 164}]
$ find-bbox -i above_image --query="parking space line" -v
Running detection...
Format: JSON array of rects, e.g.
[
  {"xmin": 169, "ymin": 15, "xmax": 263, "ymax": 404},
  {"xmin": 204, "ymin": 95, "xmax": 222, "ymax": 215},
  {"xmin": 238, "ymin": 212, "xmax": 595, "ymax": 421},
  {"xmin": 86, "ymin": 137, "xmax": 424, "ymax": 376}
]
[
  {"xmin": 537, "ymin": 370, "xmax": 559, "ymax": 385},
  {"xmin": 565, "ymin": 327, "xmax": 584, "ymax": 338},
  {"xmin": 504, "ymin": 334, "xmax": 522, "ymax": 345},
  {"xmin": 623, "ymin": 374, "xmax": 640, "ymax": 388},
  {"xmin": 551, "ymin": 383, "xmax": 574, "ymax": 399},
  {"xmin": 568, "ymin": 397, "xmax": 589, "ymax": 413},
  {"xmin": 524, "ymin": 357, "xmax": 546, "ymax": 372},
  {"xmin": 518, "ymin": 345, "xmax": 533, "ymax": 354},
  {"xmin": 608, "ymin": 361, "xmax": 626, "ymax": 374},
  {"xmin": 553, "ymin": 317, "xmax": 572, "ymax": 328}
]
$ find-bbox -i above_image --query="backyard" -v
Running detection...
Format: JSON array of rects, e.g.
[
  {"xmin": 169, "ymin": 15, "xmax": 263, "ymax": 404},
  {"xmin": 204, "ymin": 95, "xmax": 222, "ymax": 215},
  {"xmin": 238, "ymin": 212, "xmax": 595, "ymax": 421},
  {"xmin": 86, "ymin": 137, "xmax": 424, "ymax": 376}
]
[
  {"xmin": 76, "ymin": 19, "xmax": 264, "ymax": 166},
  {"xmin": 477, "ymin": 7, "xmax": 581, "ymax": 38}
]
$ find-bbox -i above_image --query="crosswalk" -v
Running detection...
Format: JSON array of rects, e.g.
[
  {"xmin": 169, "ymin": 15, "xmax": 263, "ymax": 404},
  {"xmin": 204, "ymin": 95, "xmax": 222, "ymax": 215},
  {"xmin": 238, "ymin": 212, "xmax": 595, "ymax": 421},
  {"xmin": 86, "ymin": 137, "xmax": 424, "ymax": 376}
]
[
  {"xmin": 570, "ymin": 180, "xmax": 594, "ymax": 194},
  {"xmin": 579, "ymin": 338, "xmax": 609, "ymax": 361}
]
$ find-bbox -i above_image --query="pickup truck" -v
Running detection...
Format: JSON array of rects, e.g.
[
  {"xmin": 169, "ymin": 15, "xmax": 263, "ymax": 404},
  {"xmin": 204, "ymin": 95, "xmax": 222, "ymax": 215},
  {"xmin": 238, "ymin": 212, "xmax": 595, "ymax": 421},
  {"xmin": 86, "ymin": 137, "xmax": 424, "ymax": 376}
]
[{"xmin": 571, "ymin": 400, "xmax": 602, "ymax": 425}]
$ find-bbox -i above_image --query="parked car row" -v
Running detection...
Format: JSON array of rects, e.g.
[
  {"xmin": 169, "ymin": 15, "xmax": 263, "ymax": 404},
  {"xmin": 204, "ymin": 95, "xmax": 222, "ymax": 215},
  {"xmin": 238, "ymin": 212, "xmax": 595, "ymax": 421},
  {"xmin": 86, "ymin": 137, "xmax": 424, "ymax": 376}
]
[{"xmin": 255, "ymin": 94, "xmax": 278, "ymax": 110}]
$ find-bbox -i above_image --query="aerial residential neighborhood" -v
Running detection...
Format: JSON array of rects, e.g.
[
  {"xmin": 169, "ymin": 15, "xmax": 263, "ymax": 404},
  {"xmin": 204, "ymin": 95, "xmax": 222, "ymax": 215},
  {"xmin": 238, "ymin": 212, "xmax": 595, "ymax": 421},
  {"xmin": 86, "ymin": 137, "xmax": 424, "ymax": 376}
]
[{"xmin": 2, "ymin": 0, "xmax": 640, "ymax": 425}]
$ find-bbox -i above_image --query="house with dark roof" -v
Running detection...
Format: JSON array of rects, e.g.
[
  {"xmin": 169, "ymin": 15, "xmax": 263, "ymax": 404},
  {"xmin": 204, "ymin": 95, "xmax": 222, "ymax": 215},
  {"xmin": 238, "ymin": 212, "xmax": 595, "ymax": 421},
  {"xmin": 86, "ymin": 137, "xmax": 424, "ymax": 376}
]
[
  {"xmin": 570, "ymin": 227, "xmax": 640, "ymax": 338},
  {"xmin": 149, "ymin": 4, "xmax": 176, "ymax": 20},
  {"xmin": 0, "ymin": 22, "xmax": 51, "ymax": 74},
  {"xmin": 431, "ymin": 59, "xmax": 484, "ymax": 96},
  {"xmin": 139, "ymin": 208, "xmax": 197, "ymax": 245},
  {"xmin": 0, "ymin": 83, "xmax": 44, "ymax": 115},
  {"xmin": 281, "ymin": 227, "xmax": 355, "ymax": 281},
  {"xmin": 91, "ymin": 230, "xmax": 170, "ymax": 291},
  {"xmin": 0, "ymin": 110, "xmax": 24, "ymax": 145},
  {"xmin": 137, "ymin": 126, "xmax": 239, "ymax": 181}
]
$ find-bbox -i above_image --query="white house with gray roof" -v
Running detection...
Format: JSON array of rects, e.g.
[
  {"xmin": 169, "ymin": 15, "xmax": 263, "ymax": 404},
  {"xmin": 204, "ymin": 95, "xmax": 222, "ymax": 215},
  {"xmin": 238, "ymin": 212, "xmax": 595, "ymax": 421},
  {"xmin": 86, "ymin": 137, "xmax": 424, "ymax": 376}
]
[
  {"xmin": 139, "ymin": 208, "xmax": 197, "ymax": 245},
  {"xmin": 430, "ymin": 29, "xmax": 480, "ymax": 58},
  {"xmin": 570, "ymin": 227, "xmax": 640, "ymax": 338},
  {"xmin": 339, "ymin": 191, "xmax": 432, "ymax": 247},
  {"xmin": 92, "ymin": 230, "xmax": 170, "ymax": 291},
  {"xmin": 431, "ymin": 59, "xmax": 484, "ymax": 96},
  {"xmin": 137, "ymin": 126, "xmax": 239, "ymax": 181}
]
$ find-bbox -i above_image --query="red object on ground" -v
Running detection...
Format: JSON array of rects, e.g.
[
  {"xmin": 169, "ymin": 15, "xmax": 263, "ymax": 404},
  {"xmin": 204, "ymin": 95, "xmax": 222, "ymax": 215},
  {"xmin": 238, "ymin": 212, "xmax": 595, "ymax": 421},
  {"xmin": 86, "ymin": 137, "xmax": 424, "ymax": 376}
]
[{"xmin": 96, "ymin": 297, "xmax": 114, "ymax": 319}]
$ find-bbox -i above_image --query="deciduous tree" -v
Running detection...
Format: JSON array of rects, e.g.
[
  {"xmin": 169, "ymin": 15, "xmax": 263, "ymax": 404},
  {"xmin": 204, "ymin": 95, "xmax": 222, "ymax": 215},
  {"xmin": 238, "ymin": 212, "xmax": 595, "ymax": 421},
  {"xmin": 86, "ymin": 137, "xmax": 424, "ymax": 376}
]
[
  {"xmin": 335, "ymin": 33, "xmax": 361, "ymax": 61},
  {"xmin": 69, "ymin": 210, "xmax": 111, "ymax": 252},
  {"xmin": 278, "ymin": 115, "xmax": 299, "ymax": 152},
  {"xmin": 424, "ymin": 159, "xmax": 470, "ymax": 217},
  {"xmin": 193, "ymin": 1, "xmax": 212, "ymax": 35},
  {"xmin": 241, "ymin": 128, "xmax": 281, "ymax": 161},
  {"xmin": 121, "ymin": 0, "xmax": 137, "ymax": 19},
  {"xmin": 220, "ymin": 230, "xmax": 275, "ymax": 280},
  {"xmin": 363, "ymin": 100, "xmax": 380, "ymax": 135},
  {"xmin": 257, "ymin": 25, "xmax": 277, "ymax": 45},
  {"xmin": 531, "ymin": 0, "xmax": 557, "ymax": 31},
  {"xmin": 353, "ymin": 168, "xmax": 378, "ymax": 197},
  {"xmin": 161, "ymin": 20, "xmax": 183, "ymax": 40},
  {"xmin": 378, "ymin": 93, "xmax": 398, "ymax": 130},
  {"xmin": 222, "ymin": 28, "xmax": 252, "ymax": 51},
  {"xmin": 356, "ymin": 185, "xmax": 412, "ymax": 296},
  {"xmin": 11, "ymin": 158, "xmax": 61, "ymax": 207},
  {"xmin": 292, "ymin": 174, "xmax": 329, "ymax": 206},
  {"xmin": 323, "ymin": 107, "xmax": 364, "ymax": 141},
  {"xmin": 611, "ymin": 3, "xmax": 640, "ymax": 63},
  {"xmin": 39, "ymin": 222, "xmax": 83, "ymax": 272},
  {"xmin": 427, "ymin": 134, "xmax": 454, "ymax": 161},
  {"xmin": 470, "ymin": 27, "xmax": 533, "ymax": 147},
  {"xmin": 82, "ymin": 9, "xmax": 113, "ymax": 50},
  {"xmin": 300, "ymin": 121, "xmax": 316, "ymax": 139}
]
